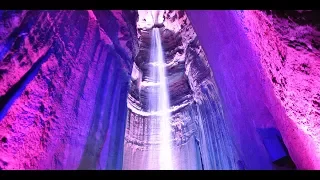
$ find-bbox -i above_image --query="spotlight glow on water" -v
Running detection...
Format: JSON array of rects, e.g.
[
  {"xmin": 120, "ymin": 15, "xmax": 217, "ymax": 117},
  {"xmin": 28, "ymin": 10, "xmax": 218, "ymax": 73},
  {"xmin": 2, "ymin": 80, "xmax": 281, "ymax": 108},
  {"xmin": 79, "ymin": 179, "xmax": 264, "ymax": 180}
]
[{"xmin": 149, "ymin": 27, "xmax": 173, "ymax": 170}]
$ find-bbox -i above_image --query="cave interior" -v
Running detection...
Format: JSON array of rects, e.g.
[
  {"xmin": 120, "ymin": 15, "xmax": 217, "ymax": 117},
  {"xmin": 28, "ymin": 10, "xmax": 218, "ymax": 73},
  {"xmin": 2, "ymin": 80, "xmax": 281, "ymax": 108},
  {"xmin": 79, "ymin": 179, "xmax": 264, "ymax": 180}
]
[{"xmin": 0, "ymin": 10, "xmax": 320, "ymax": 170}]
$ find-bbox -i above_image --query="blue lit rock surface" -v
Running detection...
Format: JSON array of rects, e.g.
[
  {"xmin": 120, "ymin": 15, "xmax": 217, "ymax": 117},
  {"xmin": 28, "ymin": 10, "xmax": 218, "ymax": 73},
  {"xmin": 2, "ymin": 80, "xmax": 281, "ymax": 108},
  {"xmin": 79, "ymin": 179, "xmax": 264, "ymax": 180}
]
[
  {"xmin": 187, "ymin": 10, "xmax": 320, "ymax": 170},
  {"xmin": 124, "ymin": 10, "xmax": 240, "ymax": 170},
  {"xmin": 0, "ymin": 10, "xmax": 138, "ymax": 170},
  {"xmin": 187, "ymin": 10, "xmax": 277, "ymax": 170}
]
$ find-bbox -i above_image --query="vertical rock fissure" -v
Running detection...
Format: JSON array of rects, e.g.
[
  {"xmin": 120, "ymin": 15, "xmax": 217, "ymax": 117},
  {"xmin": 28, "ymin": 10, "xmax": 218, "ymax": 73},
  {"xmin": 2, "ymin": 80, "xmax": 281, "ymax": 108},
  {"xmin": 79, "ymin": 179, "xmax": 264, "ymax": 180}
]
[{"xmin": 0, "ymin": 47, "xmax": 53, "ymax": 122}]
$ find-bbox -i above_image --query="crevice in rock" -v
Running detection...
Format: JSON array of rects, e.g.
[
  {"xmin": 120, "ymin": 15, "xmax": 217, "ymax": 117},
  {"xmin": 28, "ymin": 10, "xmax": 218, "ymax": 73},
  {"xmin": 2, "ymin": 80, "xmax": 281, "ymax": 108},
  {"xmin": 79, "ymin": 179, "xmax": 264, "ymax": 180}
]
[{"xmin": 0, "ymin": 47, "xmax": 52, "ymax": 121}]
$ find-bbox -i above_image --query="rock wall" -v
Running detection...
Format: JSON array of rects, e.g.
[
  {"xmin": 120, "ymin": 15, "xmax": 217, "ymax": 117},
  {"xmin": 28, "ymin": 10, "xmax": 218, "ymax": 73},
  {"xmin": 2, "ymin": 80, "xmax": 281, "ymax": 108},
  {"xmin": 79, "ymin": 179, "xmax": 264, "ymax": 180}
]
[
  {"xmin": 187, "ymin": 10, "xmax": 278, "ymax": 170},
  {"xmin": 240, "ymin": 10, "xmax": 320, "ymax": 169},
  {"xmin": 187, "ymin": 10, "xmax": 320, "ymax": 170},
  {"xmin": 2, "ymin": 9, "xmax": 317, "ymax": 170},
  {"xmin": 0, "ymin": 10, "xmax": 138, "ymax": 170}
]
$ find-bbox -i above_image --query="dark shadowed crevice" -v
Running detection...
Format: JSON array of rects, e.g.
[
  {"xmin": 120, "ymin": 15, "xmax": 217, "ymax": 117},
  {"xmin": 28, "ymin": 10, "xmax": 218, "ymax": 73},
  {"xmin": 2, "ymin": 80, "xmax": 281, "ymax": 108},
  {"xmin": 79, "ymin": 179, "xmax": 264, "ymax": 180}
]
[
  {"xmin": 78, "ymin": 46, "xmax": 114, "ymax": 169},
  {"xmin": 73, "ymin": 29, "xmax": 101, "ymax": 117},
  {"xmin": 0, "ymin": 47, "xmax": 53, "ymax": 121}
]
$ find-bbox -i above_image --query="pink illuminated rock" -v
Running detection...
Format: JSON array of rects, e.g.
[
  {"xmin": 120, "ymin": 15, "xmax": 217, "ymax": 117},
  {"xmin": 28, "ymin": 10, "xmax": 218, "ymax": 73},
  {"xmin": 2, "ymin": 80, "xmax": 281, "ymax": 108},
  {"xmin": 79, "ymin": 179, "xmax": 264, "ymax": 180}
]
[
  {"xmin": 1, "ymin": 9, "xmax": 319, "ymax": 170},
  {"xmin": 188, "ymin": 10, "xmax": 320, "ymax": 170},
  {"xmin": 240, "ymin": 10, "xmax": 320, "ymax": 169},
  {"xmin": 0, "ymin": 10, "xmax": 138, "ymax": 170}
]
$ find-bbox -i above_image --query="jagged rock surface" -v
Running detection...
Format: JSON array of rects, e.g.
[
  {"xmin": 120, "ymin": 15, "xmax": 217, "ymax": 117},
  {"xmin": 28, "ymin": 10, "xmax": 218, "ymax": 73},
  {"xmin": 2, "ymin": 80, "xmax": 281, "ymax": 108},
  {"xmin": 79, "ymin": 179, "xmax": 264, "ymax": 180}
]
[
  {"xmin": 2, "ymin": 9, "xmax": 318, "ymax": 170},
  {"xmin": 0, "ymin": 10, "xmax": 138, "ymax": 170},
  {"xmin": 240, "ymin": 10, "xmax": 320, "ymax": 169},
  {"xmin": 188, "ymin": 10, "xmax": 320, "ymax": 170}
]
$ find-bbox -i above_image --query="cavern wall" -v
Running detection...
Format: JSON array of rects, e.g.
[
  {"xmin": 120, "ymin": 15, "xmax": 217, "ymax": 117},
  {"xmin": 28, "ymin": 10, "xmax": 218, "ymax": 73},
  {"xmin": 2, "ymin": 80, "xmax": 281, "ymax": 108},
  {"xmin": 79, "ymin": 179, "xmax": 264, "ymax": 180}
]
[
  {"xmin": 124, "ymin": 10, "xmax": 240, "ymax": 170},
  {"xmin": 244, "ymin": 10, "xmax": 320, "ymax": 169},
  {"xmin": 2, "ymin": 9, "xmax": 316, "ymax": 170},
  {"xmin": 187, "ymin": 10, "xmax": 320, "ymax": 169},
  {"xmin": 187, "ymin": 10, "xmax": 277, "ymax": 170},
  {"xmin": 0, "ymin": 10, "xmax": 138, "ymax": 170}
]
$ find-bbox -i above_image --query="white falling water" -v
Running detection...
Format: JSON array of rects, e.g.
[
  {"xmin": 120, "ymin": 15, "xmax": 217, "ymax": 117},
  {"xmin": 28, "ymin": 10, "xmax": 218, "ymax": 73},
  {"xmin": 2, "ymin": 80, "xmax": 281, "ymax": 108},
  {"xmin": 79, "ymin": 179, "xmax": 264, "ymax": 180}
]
[{"xmin": 149, "ymin": 28, "xmax": 173, "ymax": 170}]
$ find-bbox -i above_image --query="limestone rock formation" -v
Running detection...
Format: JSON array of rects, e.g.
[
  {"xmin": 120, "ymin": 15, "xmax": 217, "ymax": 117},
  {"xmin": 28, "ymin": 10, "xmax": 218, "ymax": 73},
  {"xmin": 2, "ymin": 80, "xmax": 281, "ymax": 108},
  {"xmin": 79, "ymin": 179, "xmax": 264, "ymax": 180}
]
[
  {"xmin": 241, "ymin": 10, "xmax": 320, "ymax": 169},
  {"xmin": 0, "ymin": 10, "xmax": 138, "ymax": 170},
  {"xmin": 0, "ymin": 10, "xmax": 319, "ymax": 170},
  {"xmin": 188, "ymin": 10, "xmax": 320, "ymax": 170}
]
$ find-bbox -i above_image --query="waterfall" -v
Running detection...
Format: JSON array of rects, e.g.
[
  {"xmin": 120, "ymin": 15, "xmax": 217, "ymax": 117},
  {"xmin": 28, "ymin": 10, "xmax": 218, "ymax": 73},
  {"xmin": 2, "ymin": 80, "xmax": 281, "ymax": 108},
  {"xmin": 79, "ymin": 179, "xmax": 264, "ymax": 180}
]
[{"xmin": 148, "ymin": 28, "xmax": 174, "ymax": 170}]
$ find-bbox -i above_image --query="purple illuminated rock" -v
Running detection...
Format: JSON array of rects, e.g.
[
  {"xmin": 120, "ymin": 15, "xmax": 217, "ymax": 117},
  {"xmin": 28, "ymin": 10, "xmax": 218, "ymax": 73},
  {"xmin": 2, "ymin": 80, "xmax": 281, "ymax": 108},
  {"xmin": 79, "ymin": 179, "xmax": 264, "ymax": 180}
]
[
  {"xmin": 0, "ymin": 10, "xmax": 138, "ymax": 170},
  {"xmin": 187, "ymin": 10, "xmax": 320, "ymax": 170}
]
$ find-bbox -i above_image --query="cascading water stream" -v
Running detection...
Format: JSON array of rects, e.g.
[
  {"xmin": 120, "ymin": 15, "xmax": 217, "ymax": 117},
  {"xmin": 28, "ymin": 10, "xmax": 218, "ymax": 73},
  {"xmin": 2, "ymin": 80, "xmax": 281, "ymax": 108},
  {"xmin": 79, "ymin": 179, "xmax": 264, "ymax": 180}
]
[{"xmin": 148, "ymin": 27, "xmax": 174, "ymax": 170}]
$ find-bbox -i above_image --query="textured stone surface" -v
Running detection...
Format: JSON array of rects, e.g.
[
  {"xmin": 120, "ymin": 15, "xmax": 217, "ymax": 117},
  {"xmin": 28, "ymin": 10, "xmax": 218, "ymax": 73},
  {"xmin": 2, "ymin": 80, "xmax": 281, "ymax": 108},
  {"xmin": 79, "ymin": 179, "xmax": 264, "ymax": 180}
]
[
  {"xmin": 0, "ymin": 10, "xmax": 138, "ymax": 170},
  {"xmin": 239, "ymin": 10, "xmax": 320, "ymax": 169},
  {"xmin": 187, "ymin": 10, "xmax": 278, "ymax": 170},
  {"xmin": 1, "ymin": 9, "xmax": 318, "ymax": 170},
  {"xmin": 188, "ymin": 10, "xmax": 320, "ymax": 170},
  {"xmin": 263, "ymin": 10, "xmax": 320, "ymax": 57}
]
